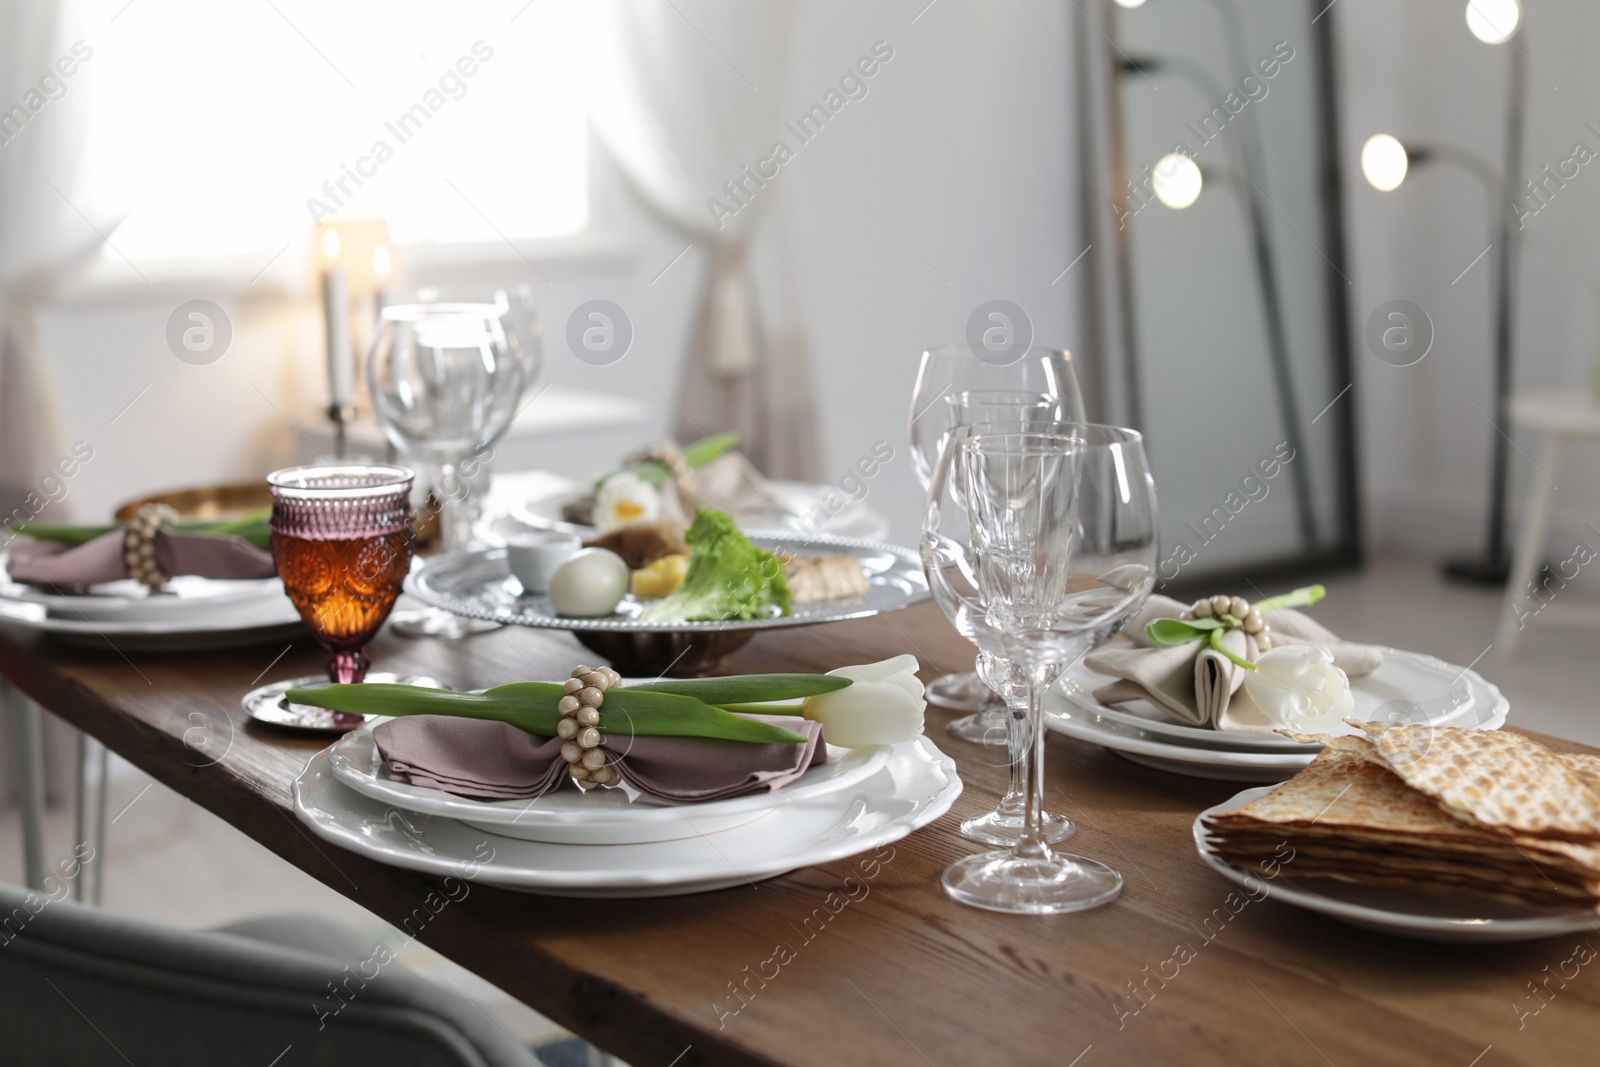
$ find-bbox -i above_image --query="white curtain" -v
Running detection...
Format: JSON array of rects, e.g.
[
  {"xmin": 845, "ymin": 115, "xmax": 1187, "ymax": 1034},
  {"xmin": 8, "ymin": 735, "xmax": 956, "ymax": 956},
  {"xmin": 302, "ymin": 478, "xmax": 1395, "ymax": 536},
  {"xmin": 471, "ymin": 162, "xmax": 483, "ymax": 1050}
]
[
  {"xmin": 590, "ymin": 0, "xmax": 820, "ymax": 479},
  {"xmin": 0, "ymin": 0, "xmax": 107, "ymax": 806}
]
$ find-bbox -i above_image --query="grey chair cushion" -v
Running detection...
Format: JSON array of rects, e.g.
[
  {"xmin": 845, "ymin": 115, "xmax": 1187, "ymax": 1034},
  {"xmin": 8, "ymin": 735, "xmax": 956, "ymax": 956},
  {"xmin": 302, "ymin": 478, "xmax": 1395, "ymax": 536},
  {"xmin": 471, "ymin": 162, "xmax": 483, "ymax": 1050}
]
[
  {"xmin": 0, "ymin": 882, "xmax": 538, "ymax": 1066},
  {"xmin": 212, "ymin": 913, "xmax": 384, "ymax": 963}
]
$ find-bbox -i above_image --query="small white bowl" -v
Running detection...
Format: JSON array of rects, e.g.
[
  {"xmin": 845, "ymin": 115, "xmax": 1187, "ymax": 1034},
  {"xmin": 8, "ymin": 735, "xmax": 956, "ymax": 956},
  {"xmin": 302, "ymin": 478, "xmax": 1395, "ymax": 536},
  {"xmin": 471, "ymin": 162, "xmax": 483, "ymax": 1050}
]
[{"xmin": 505, "ymin": 532, "xmax": 581, "ymax": 594}]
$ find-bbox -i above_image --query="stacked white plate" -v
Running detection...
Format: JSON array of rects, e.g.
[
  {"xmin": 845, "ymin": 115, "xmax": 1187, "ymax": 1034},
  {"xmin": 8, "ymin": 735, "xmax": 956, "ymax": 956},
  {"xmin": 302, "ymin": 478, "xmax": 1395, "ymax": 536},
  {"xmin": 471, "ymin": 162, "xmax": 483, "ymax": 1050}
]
[
  {"xmin": 1044, "ymin": 648, "xmax": 1509, "ymax": 782},
  {"xmin": 1194, "ymin": 788, "xmax": 1600, "ymax": 942},
  {"xmin": 294, "ymin": 718, "xmax": 962, "ymax": 897},
  {"xmin": 0, "ymin": 554, "xmax": 304, "ymax": 651}
]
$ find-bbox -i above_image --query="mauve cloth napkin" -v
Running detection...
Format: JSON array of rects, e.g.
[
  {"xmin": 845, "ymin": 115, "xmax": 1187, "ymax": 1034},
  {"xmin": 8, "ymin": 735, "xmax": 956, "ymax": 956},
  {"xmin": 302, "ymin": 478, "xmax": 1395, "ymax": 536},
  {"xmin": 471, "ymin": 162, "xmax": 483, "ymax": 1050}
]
[
  {"xmin": 6, "ymin": 530, "xmax": 276, "ymax": 588},
  {"xmin": 1083, "ymin": 594, "xmax": 1384, "ymax": 733},
  {"xmin": 374, "ymin": 712, "xmax": 827, "ymax": 804}
]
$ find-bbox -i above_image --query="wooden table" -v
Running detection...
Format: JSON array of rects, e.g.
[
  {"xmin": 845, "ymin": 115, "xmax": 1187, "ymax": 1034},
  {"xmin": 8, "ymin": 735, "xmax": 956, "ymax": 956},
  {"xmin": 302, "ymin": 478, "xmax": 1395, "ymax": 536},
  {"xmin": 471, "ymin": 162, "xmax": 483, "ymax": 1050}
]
[{"xmin": 2, "ymin": 604, "xmax": 1595, "ymax": 1067}]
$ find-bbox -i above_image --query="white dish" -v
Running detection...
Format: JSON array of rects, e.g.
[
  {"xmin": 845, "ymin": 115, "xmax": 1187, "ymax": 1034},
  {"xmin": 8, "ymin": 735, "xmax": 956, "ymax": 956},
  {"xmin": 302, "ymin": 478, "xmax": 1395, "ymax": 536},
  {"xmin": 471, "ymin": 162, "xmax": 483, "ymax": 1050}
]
[
  {"xmin": 511, "ymin": 477, "xmax": 891, "ymax": 542},
  {"xmin": 327, "ymin": 721, "xmax": 893, "ymax": 844},
  {"xmin": 1045, "ymin": 663, "xmax": 1509, "ymax": 782},
  {"xmin": 0, "ymin": 554, "xmax": 283, "ymax": 623},
  {"xmin": 1056, "ymin": 648, "xmax": 1478, "ymax": 753},
  {"xmin": 0, "ymin": 588, "xmax": 305, "ymax": 652},
  {"xmin": 294, "ymin": 737, "xmax": 961, "ymax": 897},
  {"xmin": 407, "ymin": 535, "xmax": 928, "ymax": 634},
  {"xmin": 1194, "ymin": 786, "xmax": 1600, "ymax": 942}
]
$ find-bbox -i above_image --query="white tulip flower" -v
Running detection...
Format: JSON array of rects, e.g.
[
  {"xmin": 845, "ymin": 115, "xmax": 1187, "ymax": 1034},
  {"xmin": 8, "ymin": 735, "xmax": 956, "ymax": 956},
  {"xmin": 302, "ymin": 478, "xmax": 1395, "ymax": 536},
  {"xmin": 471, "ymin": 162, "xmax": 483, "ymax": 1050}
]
[
  {"xmin": 801, "ymin": 654, "xmax": 926, "ymax": 747},
  {"xmin": 1242, "ymin": 645, "xmax": 1354, "ymax": 732}
]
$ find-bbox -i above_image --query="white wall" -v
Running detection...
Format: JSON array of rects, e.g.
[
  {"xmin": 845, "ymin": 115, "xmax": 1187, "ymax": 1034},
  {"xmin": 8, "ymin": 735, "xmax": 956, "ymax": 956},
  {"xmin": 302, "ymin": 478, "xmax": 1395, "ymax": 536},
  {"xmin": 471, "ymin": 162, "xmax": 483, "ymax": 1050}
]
[
  {"xmin": 1337, "ymin": 0, "xmax": 1600, "ymax": 565},
  {"xmin": 29, "ymin": 0, "xmax": 1081, "ymax": 544}
]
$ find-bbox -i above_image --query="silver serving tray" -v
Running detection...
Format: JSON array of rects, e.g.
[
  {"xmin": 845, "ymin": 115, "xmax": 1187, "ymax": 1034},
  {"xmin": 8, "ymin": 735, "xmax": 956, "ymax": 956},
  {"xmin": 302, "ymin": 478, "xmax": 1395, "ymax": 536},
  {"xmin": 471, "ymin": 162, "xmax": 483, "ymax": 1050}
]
[{"xmin": 406, "ymin": 531, "xmax": 928, "ymax": 633}]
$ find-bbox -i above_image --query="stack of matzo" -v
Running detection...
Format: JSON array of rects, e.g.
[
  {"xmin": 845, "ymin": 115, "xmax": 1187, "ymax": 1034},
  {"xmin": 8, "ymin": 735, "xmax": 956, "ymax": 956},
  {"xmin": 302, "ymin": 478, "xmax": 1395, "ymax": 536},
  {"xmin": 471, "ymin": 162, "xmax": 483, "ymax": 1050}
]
[{"xmin": 1202, "ymin": 722, "xmax": 1600, "ymax": 910}]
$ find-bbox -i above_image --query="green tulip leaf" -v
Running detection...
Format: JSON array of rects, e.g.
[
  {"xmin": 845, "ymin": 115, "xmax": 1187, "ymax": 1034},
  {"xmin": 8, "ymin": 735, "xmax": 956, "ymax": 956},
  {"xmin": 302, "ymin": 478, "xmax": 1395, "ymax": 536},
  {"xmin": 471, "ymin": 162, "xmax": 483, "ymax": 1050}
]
[{"xmin": 1145, "ymin": 617, "xmax": 1225, "ymax": 645}]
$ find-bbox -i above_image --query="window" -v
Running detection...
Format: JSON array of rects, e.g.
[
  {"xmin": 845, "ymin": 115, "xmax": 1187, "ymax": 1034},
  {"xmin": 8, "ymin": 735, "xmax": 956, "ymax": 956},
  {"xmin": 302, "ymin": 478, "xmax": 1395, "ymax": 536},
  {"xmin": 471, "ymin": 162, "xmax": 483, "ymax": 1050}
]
[{"xmin": 80, "ymin": 0, "xmax": 592, "ymax": 265}]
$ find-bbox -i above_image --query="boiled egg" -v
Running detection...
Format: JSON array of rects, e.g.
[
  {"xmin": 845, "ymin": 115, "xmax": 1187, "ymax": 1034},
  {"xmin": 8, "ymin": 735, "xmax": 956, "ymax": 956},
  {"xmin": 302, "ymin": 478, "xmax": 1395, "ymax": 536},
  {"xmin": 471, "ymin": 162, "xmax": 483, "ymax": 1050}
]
[
  {"xmin": 594, "ymin": 472, "xmax": 661, "ymax": 532},
  {"xmin": 547, "ymin": 548, "xmax": 630, "ymax": 617}
]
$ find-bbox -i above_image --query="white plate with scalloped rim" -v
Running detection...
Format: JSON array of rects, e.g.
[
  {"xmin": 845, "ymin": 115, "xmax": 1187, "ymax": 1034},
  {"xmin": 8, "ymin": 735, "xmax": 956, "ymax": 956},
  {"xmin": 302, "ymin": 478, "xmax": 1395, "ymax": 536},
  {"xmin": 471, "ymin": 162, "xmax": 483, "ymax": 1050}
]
[
  {"xmin": 0, "ymin": 582, "xmax": 304, "ymax": 651},
  {"xmin": 0, "ymin": 553, "xmax": 287, "ymax": 623},
  {"xmin": 1045, "ymin": 662, "xmax": 1508, "ymax": 782},
  {"xmin": 327, "ymin": 719, "xmax": 893, "ymax": 845},
  {"xmin": 294, "ymin": 736, "xmax": 961, "ymax": 897},
  {"xmin": 1054, "ymin": 648, "xmax": 1479, "ymax": 754},
  {"xmin": 1194, "ymin": 786, "xmax": 1600, "ymax": 942}
]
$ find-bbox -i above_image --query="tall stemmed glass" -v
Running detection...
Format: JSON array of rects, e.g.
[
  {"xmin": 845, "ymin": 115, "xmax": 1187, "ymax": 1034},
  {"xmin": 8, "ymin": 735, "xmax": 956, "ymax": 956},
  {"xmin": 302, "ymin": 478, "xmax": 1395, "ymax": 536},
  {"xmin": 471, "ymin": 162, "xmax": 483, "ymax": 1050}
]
[
  {"xmin": 369, "ymin": 299, "xmax": 538, "ymax": 638},
  {"xmin": 908, "ymin": 346, "xmax": 1085, "ymax": 734},
  {"xmin": 924, "ymin": 424, "xmax": 1157, "ymax": 914},
  {"xmin": 955, "ymin": 413, "xmax": 1078, "ymax": 848},
  {"xmin": 242, "ymin": 464, "xmax": 437, "ymax": 732}
]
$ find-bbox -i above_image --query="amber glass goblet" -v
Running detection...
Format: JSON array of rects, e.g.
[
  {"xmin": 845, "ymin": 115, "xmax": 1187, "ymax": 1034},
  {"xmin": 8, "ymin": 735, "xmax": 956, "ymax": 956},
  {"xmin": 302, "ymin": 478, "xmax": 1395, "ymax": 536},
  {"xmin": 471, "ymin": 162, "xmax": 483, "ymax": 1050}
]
[
  {"xmin": 267, "ymin": 463, "xmax": 415, "ymax": 683},
  {"xmin": 241, "ymin": 465, "xmax": 437, "ymax": 733}
]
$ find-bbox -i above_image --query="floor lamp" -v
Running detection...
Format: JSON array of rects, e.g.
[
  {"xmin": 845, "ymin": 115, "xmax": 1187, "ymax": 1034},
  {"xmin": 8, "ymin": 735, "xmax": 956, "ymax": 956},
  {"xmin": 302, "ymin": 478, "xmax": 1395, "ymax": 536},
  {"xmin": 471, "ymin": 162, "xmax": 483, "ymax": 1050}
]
[{"xmin": 1361, "ymin": 0, "xmax": 1526, "ymax": 584}]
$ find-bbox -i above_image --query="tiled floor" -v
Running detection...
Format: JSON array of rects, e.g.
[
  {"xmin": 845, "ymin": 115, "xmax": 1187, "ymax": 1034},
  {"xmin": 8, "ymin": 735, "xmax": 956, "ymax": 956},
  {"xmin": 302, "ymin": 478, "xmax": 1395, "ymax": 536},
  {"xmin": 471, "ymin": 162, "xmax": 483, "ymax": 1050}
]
[{"xmin": 1, "ymin": 553, "xmax": 1595, "ymax": 1060}]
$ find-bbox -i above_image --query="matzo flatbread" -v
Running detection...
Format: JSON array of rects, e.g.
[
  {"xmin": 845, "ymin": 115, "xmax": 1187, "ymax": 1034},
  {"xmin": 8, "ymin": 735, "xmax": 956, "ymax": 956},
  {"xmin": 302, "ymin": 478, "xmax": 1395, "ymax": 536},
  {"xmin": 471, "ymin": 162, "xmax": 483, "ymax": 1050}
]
[
  {"xmin": 1353, "ymin": 723, "xmax": 1600, "ymax": 840},
  {"xmin": 1203, "ymin": 743, "xmax": 1600, "ymax": 909}
]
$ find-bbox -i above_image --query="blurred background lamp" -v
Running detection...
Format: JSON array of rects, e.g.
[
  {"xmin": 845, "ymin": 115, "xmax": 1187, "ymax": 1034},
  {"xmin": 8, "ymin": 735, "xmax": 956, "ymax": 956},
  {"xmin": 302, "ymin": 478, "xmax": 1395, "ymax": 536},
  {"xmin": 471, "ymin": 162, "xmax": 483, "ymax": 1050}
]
[
  {"xmin": 1466, "ymin": 0, "xmax": 1521, "ymax": 44},
  {"xmin": 1152, "ymin": 153, "xmax": 1202, "ymax": 208},
  {"xmin": 1114, "ymin": 0, "xmax": 1148, "ymax": 7},
  {"xmin": 1361, "ymin": 134, "xmax": 1409, "ymax": 191}
]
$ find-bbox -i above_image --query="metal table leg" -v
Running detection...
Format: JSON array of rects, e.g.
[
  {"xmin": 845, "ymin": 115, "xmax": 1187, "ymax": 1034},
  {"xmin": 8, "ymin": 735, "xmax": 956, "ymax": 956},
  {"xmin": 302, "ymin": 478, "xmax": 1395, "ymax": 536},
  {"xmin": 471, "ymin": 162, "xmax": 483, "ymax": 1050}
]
[
  {"xmin": 75, "ymin": 730, "xmax": 86, "ymax": 902},
  {"xmin": 93, "ymin": 742, "xmax": 108, "ymax": 905},
  {"xmin": 10, "ymin": 684, "xmax": 47, "ymax": 891}
]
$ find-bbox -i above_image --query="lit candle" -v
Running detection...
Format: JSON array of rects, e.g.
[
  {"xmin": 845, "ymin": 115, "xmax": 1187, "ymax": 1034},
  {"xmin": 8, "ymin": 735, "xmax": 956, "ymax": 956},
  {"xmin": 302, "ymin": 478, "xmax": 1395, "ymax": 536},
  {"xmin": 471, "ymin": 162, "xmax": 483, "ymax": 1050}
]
[{"xmin": 323, "ymin": 264, "xmax": 353, "ymax": 410}]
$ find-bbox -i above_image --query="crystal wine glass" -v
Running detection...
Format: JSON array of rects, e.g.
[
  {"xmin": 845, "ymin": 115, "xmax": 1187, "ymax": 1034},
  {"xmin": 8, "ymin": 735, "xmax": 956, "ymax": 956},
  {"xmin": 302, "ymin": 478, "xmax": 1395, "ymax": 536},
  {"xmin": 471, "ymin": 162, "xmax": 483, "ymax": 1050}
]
[
  {"xmin": 242, "ymin": 464, "xmax": 437, "ymax": 732},
  {"xmin": 369, "ymin": 298, "xmax": 539, "ymax": 637},
  {"xmin": 923, "ymin": 423, "xmax": 1157, "ymax": 914},
  {"xmin": 907, "ymin": 346, "xmax": 1085, "ymax": 732}
]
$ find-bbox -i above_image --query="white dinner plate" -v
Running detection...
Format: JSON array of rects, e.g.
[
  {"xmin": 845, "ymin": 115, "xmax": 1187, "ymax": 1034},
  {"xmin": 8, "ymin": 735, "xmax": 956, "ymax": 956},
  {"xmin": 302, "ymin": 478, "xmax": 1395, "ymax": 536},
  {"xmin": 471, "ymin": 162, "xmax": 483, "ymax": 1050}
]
[
  {"xmin": 510, "ymin": 477, "xmax": 891, "ymax": 542},
  {"xmin": 0, "ymin": 588, "xmax": 305, "ymax": 651},
  {"xmin": 1056, "ymin": 648, "xmax": 1478, "ymax": 753},
  {"xmin": 294, "ymin": 737, "xmax": 961, "ymax": 897},
  {"xmin": 1194, "ymin": 786, "xmax": 1600, "ymax": 942},
  {"xmin": 1045, "ymin": 662, "xmax": 1508, "ymax": 782},
  {"xmin": 0, "ymin": 554, "xmax": 284, "ymax": 623},
  {"xmin": 328, "ymin": 720, "xmax": 894, "ymax": 844}
]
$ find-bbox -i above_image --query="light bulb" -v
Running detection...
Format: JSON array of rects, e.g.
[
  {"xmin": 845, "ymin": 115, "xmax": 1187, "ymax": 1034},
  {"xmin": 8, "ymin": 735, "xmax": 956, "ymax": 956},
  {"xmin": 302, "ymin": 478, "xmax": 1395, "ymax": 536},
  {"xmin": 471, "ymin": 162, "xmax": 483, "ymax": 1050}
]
[
  {"xmin": 321, "ymin": 228, "xmax": 341, "ymax": 258},
  {"xmin": 1466, "ymin": 0, "xmax": 1520, "ymax": 44},
  {"xmin": 1152, "ymin": 153, "xmax": 1202, "ymax": 209},
  {"xmin": 1361, "ymin": 134, "xmax": 1409, "ymax": 192},
  {"xmin": 1114, "ymin": 0, "xmax": 1148, "ymax": 7},
  {"xmin": 372, "ymin": 245, "xmax": 392, "ymax": 279}
]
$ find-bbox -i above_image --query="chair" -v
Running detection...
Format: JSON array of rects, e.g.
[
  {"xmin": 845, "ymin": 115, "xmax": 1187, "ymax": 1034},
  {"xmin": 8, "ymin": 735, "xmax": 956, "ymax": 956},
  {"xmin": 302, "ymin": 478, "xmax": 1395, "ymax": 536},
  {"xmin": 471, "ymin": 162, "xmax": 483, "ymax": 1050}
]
[
  {"xmin": 0, "ymin": 881, "xmax": 540, "ymax": 1066},
  {"xmin": 1495, "ymin": 389, "xmax": 1600, "ymax": 653}
]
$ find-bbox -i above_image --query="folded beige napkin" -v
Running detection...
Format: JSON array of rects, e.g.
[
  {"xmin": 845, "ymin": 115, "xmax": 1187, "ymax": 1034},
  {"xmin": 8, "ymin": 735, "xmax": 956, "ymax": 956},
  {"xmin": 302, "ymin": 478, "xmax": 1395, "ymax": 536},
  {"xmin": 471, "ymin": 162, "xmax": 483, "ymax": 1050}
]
[{"xmin": 1083, "ymin": 594, "xmax": 1383, "ymax": 733}]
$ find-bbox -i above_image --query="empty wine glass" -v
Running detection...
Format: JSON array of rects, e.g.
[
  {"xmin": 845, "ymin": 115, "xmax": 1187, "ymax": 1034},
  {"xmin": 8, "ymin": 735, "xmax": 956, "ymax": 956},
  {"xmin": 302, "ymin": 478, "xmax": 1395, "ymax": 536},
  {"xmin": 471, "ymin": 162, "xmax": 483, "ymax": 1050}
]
[
  {"xmin": 923, "ymin": 423, "xmax": 1157, "ymax": 914},
  {"xmin": 908, "ymin": 346, "xmax": 1085, "ymax": 732},
  {"xmin": 369, "ymin": 298, "xmax": 539, "ymax": 637}
]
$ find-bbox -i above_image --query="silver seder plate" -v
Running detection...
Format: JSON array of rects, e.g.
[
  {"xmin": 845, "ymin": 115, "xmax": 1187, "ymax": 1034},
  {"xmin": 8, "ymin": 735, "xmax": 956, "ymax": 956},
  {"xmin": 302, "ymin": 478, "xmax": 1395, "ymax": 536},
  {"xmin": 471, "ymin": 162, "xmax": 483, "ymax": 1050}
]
[{"xmin": 405, "ymin": 531, "xmax": 929, "ymax": 633}]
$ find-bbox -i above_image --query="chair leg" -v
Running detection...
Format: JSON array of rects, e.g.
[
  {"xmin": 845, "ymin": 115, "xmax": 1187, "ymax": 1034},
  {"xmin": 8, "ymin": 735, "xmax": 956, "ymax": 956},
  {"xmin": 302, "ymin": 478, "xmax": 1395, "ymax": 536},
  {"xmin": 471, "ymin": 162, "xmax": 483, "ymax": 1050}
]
[
  {"xmin": 1495, "ymin": 432, "xmax": 1563, "ymax": 653},
  {"xmin": 94, "ymin": 741, "xmax": 109, "ymax": 906},
  {"xmin": 75, "ymin": 730, "xmax": 86, "ymax": 903},
  {"xmin": 11, "ymin": 686, "xmax": 47, "ymax": 892}
]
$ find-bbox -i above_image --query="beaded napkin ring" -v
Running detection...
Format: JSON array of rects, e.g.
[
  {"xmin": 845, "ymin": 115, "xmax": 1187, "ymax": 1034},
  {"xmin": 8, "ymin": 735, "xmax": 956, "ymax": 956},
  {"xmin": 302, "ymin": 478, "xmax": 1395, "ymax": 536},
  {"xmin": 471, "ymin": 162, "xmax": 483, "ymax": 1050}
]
[
  {"xmin": 1181, "ymin": 594, "xmax": 1273, "ymax": 650},
  {"xmin": 124, "ymin": 503, "xmax": 180, "ymax": 590},
  {"xmin": 558, "ymin": 664, "xmax": 623, "ymax": 788}
]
